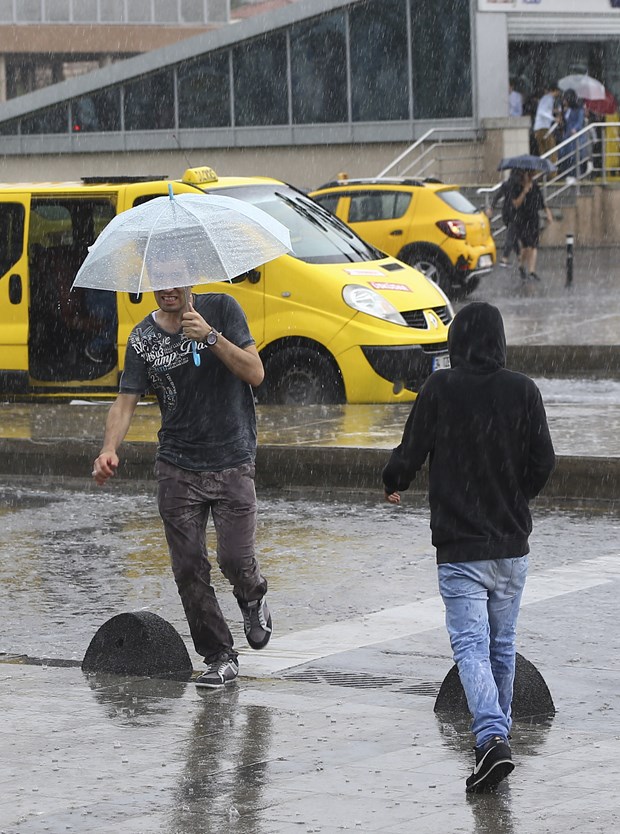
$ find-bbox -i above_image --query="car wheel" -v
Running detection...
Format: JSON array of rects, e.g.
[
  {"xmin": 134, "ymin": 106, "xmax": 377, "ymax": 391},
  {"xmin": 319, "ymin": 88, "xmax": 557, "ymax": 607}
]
[
  {"xmin": 461, "ymin": 275, "xmax": 480, "ymax": 296},
  {"xmin": 403, "ymin": 249, "xmax": 452, "ymax": 295},
  {"xmin": 259, "ymin": 347, "xmax": 344, "ymax": 405}
]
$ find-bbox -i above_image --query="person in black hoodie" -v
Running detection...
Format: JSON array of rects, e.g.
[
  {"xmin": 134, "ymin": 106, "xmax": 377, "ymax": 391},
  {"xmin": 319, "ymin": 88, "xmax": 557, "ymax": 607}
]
[{"xmin": 382, "ymin": 302, "xmax": 555, "ymax": 793}]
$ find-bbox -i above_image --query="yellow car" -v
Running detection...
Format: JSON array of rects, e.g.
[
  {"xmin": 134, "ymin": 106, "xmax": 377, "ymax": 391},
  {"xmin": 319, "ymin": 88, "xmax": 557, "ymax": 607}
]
[
  {"xmin": 0, "ymin": 167, "xmax": 454, "ymax": 404},
  {"xmin": 310, "ymin": 177, "xmax": 496, "ymax": 297}
]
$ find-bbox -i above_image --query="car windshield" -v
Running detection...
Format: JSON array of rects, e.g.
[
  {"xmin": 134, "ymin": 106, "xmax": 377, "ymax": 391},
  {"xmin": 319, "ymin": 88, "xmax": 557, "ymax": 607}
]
[
  {"xmin": 436, "ymin": 189, "xmax": 479, "ymax": 215},
  {"xmin": 209, "ymin": 184, "xmax": 381, "ymax": 264}
]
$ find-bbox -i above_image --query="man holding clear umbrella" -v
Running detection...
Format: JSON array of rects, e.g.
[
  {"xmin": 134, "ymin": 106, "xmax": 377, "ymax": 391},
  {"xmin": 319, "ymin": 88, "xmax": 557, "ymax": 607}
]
[{"xmin": 92, "ymin": 253, "xmax": 273, "ymax": 688}]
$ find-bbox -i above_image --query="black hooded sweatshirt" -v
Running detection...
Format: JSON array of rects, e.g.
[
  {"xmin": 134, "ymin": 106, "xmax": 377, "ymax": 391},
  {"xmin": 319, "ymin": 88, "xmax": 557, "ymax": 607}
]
[{"xmin": 382, "ymin": 302, "xmax": 555, "ymax": 564}]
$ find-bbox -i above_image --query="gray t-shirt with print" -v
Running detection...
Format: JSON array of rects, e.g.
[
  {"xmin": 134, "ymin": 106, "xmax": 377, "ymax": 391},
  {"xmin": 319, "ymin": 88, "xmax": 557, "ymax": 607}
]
[{"xmin": 120, "ymin": 293, "xmax": 257, "ymax": 472}]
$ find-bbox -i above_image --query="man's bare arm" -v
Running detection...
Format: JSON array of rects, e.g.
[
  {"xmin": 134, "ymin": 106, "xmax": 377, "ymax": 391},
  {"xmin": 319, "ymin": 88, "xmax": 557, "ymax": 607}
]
[
  {"xmin": 181, "ymin": 305, "xmax": 265, "ymax": 386},
  {"xmin": 92, "ymin": 393, "xmax": 141, "ymax": 486}
]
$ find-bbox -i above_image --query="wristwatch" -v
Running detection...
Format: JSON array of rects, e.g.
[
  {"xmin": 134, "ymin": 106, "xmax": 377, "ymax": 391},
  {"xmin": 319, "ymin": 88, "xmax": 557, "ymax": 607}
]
[{"xmin": 206, "ymin": 328, "xmax": 219, "ymax": 346}]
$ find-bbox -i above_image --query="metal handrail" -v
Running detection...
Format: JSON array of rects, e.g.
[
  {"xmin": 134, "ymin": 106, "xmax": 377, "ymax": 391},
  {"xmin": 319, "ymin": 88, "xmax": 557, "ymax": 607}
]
[
  {"xmin": 477, "ymin": 120, "xmax": 620, "ymax": 237},
  {"xmin": 377, "ymin": 126, "xmax": 483, "ymax": 179}
]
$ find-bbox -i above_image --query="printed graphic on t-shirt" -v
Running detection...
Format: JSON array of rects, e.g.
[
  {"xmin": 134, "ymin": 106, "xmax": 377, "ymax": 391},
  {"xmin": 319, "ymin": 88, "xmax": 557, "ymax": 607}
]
[
  {"xmin": 127, "ymin": 320, "xmax": 207, "ymax": 415},
  {"xmin": 129, "ymin": 320, "xmax": 206, "ymax": 370}
]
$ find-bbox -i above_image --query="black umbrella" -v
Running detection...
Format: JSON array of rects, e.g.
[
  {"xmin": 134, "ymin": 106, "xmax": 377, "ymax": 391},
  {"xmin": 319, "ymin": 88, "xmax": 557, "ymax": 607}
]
[{"xmin": 498, "ymin": 154, "xmax": 557, "ymax": 174}]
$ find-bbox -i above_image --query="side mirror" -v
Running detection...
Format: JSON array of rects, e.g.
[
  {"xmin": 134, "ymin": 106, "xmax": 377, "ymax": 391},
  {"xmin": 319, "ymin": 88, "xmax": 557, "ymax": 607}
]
[{"xmin": 230, "ymin": 269, "xmax": 260, "ymax": 285}]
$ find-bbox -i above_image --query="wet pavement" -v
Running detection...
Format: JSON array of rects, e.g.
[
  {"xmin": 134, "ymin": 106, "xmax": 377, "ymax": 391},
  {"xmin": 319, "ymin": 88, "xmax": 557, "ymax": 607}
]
[
  {"xmin": 1, "ymin": 247, "xmax": 620, "ymax": 832},
  {"xmin": 1, "ymin": 484, "xmax": 620, "ymax": 833},
  {"xmin": 467, "ymin": 246, "xmax": 620, "ymax": 348}
]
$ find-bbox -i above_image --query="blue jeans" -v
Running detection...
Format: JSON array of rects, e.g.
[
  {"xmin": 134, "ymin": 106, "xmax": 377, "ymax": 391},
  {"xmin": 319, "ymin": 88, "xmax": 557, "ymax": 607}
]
[{"xmin": 438, "ymin": 556, "xmax": 528, "ymax": 747}]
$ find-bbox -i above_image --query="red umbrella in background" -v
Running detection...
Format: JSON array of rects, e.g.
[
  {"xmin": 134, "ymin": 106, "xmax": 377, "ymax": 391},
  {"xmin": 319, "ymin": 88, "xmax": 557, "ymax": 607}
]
[{"xmin": 584, "ymin": 90, "xmax": 618, "ymax": 116}]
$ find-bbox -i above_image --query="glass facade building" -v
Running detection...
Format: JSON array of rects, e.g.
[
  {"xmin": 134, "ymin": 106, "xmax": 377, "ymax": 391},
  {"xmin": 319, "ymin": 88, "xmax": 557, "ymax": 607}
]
[{"xmin": 0, "ymin": 0, "xmax": 473, "ymax": 140}]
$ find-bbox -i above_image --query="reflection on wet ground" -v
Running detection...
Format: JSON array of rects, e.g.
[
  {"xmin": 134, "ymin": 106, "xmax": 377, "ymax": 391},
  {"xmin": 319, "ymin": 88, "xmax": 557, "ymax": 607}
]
[
  {"xmin": 2, "ymin": 481, "xmax": 620, "ymax": 832},
  {"xmin": 1, "ymin": 375, "xmax": 620, "ymax": 457}
]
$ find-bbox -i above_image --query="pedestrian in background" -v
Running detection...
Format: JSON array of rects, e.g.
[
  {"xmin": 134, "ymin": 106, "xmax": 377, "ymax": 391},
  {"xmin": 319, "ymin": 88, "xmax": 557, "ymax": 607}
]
[
  {"xmin": 561, "ymin": 88, "xmax": 589, "ymax": 179},
  {"xmin": 510, "ymin": 169, "xmax": 553, "ymax": 282},
  {"xmin": 488, "ymin": 169, "xmax": 522, "ymax": 268},
  {"xmin": 92, "ymin": 255, "xmax": 273, "ymax": 689},
  {"xmin": 533, "ymin": 81, "xmax": 561, "ymax": 161},
  {"xmin": 509, "ymin": 79, "xmax": 523, "ymax": 117},
  {"xmin": 383, "ymin": 302, "xmax": 555, "ymax": 793}
]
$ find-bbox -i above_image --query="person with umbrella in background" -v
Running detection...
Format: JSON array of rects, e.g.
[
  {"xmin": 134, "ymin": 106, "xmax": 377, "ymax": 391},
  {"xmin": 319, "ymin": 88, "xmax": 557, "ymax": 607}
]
[
  {"xmin": 510, "ymin": 168, "xmax": 554, "ymax": 283},
  {"xmin": 497, "ymin": 157, "xmax": 555, "ymax": 283},
  {"xmin": 84, "ymin": 189, "xmax": 292, "ymax": 689}
]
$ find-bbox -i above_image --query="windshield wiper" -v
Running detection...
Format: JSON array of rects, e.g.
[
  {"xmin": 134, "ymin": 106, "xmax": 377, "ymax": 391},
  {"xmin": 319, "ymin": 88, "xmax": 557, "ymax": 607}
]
[{"xmin": 275, "ymin": 192, "xmax": 376, "ymax": 262}]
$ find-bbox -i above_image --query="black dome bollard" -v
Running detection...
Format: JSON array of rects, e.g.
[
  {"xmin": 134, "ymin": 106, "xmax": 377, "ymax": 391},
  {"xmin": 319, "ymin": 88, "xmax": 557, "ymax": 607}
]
[
  {"xmin": 434, "ymin": 652, "xmax": 555, "ymax": 718},
  {"xmin": 82, "ymin": 611, "xmax": 193, "ymax": 681}
]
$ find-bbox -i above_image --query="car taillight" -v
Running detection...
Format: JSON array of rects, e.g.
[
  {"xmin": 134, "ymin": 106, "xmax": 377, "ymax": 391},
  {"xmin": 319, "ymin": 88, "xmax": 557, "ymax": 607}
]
[{"xmin": 436, "ymin": 219, "xmax": 466, "ymax": 239}]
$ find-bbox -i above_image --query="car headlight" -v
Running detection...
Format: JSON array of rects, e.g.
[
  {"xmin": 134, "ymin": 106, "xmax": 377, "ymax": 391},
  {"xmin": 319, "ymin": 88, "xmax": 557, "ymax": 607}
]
[{"xmin": 343, "ymin": 284, "xmax": 407, "ymax": 325}]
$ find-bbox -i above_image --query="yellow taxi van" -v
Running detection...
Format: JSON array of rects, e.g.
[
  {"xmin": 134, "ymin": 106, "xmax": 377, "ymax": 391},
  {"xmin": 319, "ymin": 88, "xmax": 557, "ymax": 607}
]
[{"xmin": 0, "ymin": 167, "xmax": 453, "ymax": 404}]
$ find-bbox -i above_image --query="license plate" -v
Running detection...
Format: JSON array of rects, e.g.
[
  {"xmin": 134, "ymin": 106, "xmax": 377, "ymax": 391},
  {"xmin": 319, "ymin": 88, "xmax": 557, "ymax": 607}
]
[
  {"xmin": 478, "ymin": 254, "xmax": 493, "ymax": 268},
  {"xmin": 432, "ymin": 354, "xmax": 451, "ymax": 371}
]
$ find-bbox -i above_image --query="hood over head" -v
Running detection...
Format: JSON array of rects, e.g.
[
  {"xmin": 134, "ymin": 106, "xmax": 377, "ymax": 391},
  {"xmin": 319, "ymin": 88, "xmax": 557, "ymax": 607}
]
[{"xmin": 448, "ymin": 302, "xmax": 506, "ymax": 372}]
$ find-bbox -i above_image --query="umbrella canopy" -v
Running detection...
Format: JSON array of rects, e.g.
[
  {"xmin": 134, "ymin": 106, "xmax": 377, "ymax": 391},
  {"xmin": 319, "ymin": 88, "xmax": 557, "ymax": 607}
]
[
  {"xmin": 558, "ymin": 74, "xmax": 606, "ymax": 101},
  {"xmin": 72, "ymin": 191, "xmax": 292, "ymax": 294},
  {"xmin": 498, "ymin": 154, "xmax": 557, "ymax": 174},
  {"xmin": 585, "ymin": 90, "xmax": 619, "ymax": 116}
]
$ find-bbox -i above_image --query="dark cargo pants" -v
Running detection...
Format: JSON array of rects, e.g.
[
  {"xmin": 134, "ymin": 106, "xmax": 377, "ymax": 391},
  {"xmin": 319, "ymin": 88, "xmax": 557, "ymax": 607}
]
[{"xmin": 155, "ymin": 459, "xmax": 268, "ymax": 662}]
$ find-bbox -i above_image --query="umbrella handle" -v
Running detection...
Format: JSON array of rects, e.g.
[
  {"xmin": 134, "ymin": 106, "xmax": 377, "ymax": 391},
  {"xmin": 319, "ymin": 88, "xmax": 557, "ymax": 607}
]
[
  {"xmin": 180, "ymin": 285, "xmax": 200, "ymax": 366},
  {"xmin": 192, "ymin": 342, "xmax": 201, "ymax": 367},
  {"xmin": 168, "ymin": 183, "xmax": 175, "ymax": 200}
]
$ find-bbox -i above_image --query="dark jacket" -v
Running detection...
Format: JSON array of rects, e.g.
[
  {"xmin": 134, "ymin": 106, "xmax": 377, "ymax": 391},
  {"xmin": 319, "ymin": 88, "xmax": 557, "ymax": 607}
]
[
  {"xmin": 492, "ymin": 172, "xmax": 520, "ymax": 225},
  {"xmin": 382, "ymin": 302, "xmax": 555, "ymax": 564}
]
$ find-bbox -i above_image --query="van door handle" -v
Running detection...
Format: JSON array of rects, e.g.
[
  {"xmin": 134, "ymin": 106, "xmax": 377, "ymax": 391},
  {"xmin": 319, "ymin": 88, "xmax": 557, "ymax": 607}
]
[
  {"xmin": 8, "ymin": 274, "xmax": 22, "ymax": 304},
  {"xmin": 389, "ymin": 230, "xmax": 403, "ymax": 236}
]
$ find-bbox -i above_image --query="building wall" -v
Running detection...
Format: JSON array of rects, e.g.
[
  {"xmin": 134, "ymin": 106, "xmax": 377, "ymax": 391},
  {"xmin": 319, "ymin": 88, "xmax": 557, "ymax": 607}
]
[
  {"xmin": 474, "ymin": 11, "xmax": 510, "ymax": 120},
  {"xmin": 0, "ymin": 122, "xmax": 530, "ymax": 190}
]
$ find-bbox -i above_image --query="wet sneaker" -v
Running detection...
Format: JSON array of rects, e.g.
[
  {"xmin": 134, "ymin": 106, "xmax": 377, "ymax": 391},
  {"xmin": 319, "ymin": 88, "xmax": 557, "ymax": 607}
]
[
  {"xmin": 238, "ymin": 597, "xmax": 272, "ymax": 650},
  {"xmin": 499, "ymin": 259, "xmax": 510, "ymax": 268},
  {"xmin": 518, "ymin": 265, "xmax": 527, "ymax": 282},
  {"xmin": 529, "ymin": 272, "xmax": 541, "ymax": 282},
  {"xmin": 195, "ymin": 653, "xmax": 239, "ymax": 689},
  {"xmin": 466, "ymin": 736, "xmax": 514, "ymax": 793}
]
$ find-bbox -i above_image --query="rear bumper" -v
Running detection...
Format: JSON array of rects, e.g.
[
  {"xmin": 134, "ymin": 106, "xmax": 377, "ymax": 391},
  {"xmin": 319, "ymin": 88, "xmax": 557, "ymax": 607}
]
[
  {"xmin": 361, "ymin": 342, "xmax": 448, "ymax": 393},
  {"xmin": 453, "ymin": 252, "xmax": 494, "ymax": 282}
]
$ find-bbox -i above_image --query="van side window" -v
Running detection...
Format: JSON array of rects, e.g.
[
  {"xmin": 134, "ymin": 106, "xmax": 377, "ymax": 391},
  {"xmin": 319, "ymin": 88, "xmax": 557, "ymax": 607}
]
[
  {"xmin": 28, "ymin": 198, "xmax": 118, "ymax": 382},
  {"xmin": 133, "ymin": 193, "xmax": 167, "ymax": 208},
  {"xmin": 0, "ymin": 203, "xmax": 25, "ymax": 276}
]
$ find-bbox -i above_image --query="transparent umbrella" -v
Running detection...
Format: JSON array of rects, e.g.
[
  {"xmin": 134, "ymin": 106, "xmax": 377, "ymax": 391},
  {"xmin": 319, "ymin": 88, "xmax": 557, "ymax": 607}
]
[
  {"xmin": 72, "ymin": 188, "xmax": 292, "ymax": 294},
  {"xmin": 558, "ymin": 74, "xmax": 606, "ymax": 101}
]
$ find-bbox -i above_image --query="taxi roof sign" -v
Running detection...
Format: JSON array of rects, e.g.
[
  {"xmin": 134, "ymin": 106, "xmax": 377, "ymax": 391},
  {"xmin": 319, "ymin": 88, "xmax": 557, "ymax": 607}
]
[{"xmin": 182, "ymin": 166, "xmax": 219, "ymax": 185}]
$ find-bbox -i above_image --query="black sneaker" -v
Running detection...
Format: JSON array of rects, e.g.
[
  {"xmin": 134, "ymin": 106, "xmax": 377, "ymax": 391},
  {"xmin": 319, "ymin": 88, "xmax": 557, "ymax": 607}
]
[
  {"xmin": 518, "ymin": 265, "xmax": 527, "ymax": 282},
  {"xmin": 195, "ymin": 653, "xmax": 239, "ymax": 689},
  {"xmin": 529, "ymin": 272, "xmax": 541, "ymax": 282},
  {"xmin": 238, "ymin": 597, "xmax": 272, "ymax": 650},
  {"xmin": 465, "ymin": 736, "xmax": 514, "ymax": 793}
]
